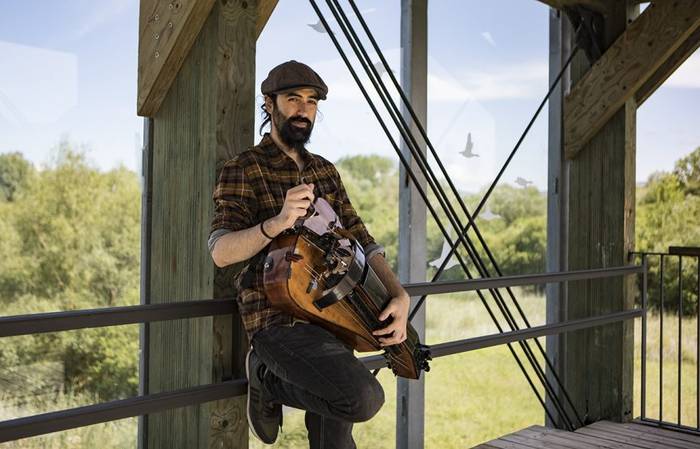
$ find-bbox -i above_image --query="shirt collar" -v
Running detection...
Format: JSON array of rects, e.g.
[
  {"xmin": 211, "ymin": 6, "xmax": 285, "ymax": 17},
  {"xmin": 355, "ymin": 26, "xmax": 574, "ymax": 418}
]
[{"xmin": 257, "ymin": 133, "xmax": 316, "ymax": 169}]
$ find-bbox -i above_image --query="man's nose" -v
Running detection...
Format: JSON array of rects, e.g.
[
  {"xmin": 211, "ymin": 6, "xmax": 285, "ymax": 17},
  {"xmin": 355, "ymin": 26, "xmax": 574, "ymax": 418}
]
[{"xmin": 296, "ymin": 102, "xmax": 310, "ymax": 116}]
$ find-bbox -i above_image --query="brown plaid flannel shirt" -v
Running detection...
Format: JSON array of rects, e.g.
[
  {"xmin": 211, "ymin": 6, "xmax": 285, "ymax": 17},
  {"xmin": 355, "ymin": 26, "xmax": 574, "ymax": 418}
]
[{"xmin": 209, "ymin": 133, "xmax": 384, "ymax": 339}]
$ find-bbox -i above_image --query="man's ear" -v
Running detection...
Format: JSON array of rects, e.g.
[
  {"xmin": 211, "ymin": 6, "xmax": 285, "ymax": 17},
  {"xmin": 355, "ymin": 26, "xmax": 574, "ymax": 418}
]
[{"xmin": 264, "ymin": 95, "xmax": 274, "ymax": 115}]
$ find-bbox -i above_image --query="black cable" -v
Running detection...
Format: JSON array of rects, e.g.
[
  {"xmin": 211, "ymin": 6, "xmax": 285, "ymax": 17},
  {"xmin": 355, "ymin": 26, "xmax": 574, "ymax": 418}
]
[
  {"xmin": 345, "ymin": 0, "xmax": 584, "ymax": 427},
  {"xmin": 309, "ymin": 0, "xmax": 563, "ymax": 428},
  {"xmin": 335, "ymin": 0, "xmax": 581, "ymax": 429}
]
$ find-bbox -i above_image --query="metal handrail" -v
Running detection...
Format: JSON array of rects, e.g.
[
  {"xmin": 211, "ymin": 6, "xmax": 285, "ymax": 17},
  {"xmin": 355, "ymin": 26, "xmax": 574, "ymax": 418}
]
[
  {"xmin": 0, "ymin": 299, "xmax": 236, "ymax": 338},
  {"xmin": 0, "ymin": 380, "xmax": 247, "ymax": 443},
  {"xmin": 0, "ymin": 264, "xmax": 645, "ymax": 443},
  {"xmin": 0, "ymin": 265, "xmax": 642, "ymax": 338}
]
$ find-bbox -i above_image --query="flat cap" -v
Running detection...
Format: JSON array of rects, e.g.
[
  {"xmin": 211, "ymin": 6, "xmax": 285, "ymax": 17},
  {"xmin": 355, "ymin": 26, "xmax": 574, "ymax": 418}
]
[{"xmin": 261, "ymin": 60, "xmax": 328, "ymax": 100}]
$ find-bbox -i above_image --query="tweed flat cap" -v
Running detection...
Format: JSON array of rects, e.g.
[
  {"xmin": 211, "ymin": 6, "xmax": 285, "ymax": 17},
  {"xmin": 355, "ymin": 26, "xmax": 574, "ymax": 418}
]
[{"xmin": 261, "ymin": 60, "xmax": 328, "ymax": 100}]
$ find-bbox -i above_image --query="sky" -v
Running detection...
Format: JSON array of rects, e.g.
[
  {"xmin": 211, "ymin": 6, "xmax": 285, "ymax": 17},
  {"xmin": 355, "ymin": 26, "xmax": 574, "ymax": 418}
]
[{"xmin": 0, "ymin": 0, "xmax": 698, "ymax": 194}]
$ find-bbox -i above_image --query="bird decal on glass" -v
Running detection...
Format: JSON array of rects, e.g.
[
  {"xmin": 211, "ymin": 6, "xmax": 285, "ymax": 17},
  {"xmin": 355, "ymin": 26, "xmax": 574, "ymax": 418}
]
[
  {"xmin": 479, "ymin": 207, "xmax": 500, "ymax": 221},
  {"xmin": 515, "ymin": 177, "xmax": 533, "ymax": 188},
  {"xmin": 429, "ymin": 235, "xmax": 460, "ymax": 271},
  {"xmin": 308, "ymin": 20, "xmax": 327, "ymax": 33},
  {"xmin": 459, "ymin": 132, "xmax": 479, "ymax": 158}
]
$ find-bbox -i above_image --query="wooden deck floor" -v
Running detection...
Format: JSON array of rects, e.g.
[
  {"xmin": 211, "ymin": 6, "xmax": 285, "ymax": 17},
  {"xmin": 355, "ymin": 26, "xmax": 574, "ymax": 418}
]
[{"xmin": 474, "ymin": 420, "xmax": 700, "ymax": 449}]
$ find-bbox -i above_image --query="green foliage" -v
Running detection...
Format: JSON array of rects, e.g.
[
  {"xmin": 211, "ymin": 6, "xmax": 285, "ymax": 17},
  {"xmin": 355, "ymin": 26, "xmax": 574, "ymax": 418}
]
[
  {"xmin": 0, "ymin": 151, "xmax": 35, "ymax": 202},
  {"xmin": 336, "ymin": 155, "xmax": 399, "ymax": 271},
  {"xmin": 1, "ymin": 139, "xmax": 697, "ymax": 430},
  {"xmin": 636, "ymin": 146, "xmax": 700, "ymax": 313},
  {"xmin": 0, "ymin": 141, "xmax": 141, "ymax": 401},
  {"xmin": 335, "ymin": 155, "xmax": 548, "ymax": 285}
]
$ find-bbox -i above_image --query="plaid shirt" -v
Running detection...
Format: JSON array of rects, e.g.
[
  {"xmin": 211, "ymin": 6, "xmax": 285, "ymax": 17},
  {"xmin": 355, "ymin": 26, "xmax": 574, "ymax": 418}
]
[{"xmin": 209, "ymin": 133, "xmax": 383, "ymax": 339}]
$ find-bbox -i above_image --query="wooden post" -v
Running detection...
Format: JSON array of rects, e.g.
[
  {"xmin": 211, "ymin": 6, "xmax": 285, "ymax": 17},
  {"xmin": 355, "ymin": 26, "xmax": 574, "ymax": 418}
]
[
  {"xmin": 555, "ymin": 2, "xmax": 638, "ymax": 426},
  {"xmin": 545, "ymin": 7, "xmax": 572, "ymax": 430},
  {"xmin": 397, "ymin": 1, "xmax": 427, "ymax": 448},
  {"xmin": 142, "ymin": 0, "xmax": 257, "ymax": 447}
]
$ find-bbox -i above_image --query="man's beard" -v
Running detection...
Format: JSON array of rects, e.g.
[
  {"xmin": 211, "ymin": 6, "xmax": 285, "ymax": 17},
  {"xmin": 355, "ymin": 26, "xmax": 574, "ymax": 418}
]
[{"xmin": 273, "ymin": 107, "xmax": 314, "ymax": 151}]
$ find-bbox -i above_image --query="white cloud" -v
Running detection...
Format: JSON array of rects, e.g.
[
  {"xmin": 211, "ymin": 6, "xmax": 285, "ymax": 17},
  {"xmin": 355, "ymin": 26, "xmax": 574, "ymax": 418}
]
[
  {"xmin": 453, "ymin": 60, "xmax": 548, "ymax": 100},
  {"xmin": 0, "ymin": 41, "xmax": 78, "ymax": 126},
  {"xmin": 68, "ymin": 0, "xmax": 132, "ymax": 42},
  {"xmin": 481, "ymin": 31, "xmax": 497, "ymax": 47},
  {"xmin": 665, "ymin": 51, "xmax": 700, "ymax": 89}
]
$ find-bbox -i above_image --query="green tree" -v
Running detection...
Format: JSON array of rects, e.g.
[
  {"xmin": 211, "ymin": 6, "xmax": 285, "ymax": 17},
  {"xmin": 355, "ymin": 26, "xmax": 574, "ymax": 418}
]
[
  {"xmin": 0, "ymin": 140, "xmax": 141, "ymax": 400},
  {"xmin": 0, "ymin": 152, "xmax": 35, "ymax": 201}
]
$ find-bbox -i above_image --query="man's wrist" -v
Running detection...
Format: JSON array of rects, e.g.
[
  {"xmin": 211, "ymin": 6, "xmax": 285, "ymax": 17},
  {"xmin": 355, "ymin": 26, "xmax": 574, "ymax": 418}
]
[{"xmin": 264, "ymin": 216, "xmax": 284, "ymax": 237}]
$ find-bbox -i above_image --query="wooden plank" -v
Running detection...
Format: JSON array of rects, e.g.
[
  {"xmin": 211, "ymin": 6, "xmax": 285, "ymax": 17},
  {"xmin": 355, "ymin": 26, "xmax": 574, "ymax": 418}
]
[
  {"xmin": 209, "ymin": 0, "xmax": 256, "ymax": 447},
  {"xmin": 626, "ymin": 422, "xmax": 700, "ymax": 445},
  {"xmin": 138, "ymin": 0, "xmax": 216, "ymax": 117},
  {"xmin": 146, "ymin": 0, "xmax": 257, "ymax": 448},
  {"xmin": 146, "ymin": 7, "xmax": 218, "ymax": 447},
  {"xmin": 635, "ymin": 25, "xmax": 700, "ymax": 106},
  {"xmin": 138, "ymin": 0, "xmax": 277, "ymax": 117},
  {"xmin": 516, "ymin": 427, "xmax": 605, "ymax": 449},
  {"xmin": 563, "ymin": 0, "xmax": 700, "ymax": 159},
  {"xmin": 501, "ymin": 430, "xmax": 600, "ymax": 449},
  {"xmin": 482, "ymin": 437, "xmax": 541, "ymax": 449},
  {"xmin": 586, "ymin": 421, "xmax": 700, "ymax": 449},
  {"xmin": 545, "ymin": 7, "xmax": 573, "ymax": 429},
  {"xmin": 576, "ymin": 427, "xmax": 672, "ymax": 449},
  {"xmin": 532, "ymin": 424, "xmax": 648, "ymax": 449},
  {"xmin": 561, "ymin": 1, "xmax": 637, "ymax": 427}
]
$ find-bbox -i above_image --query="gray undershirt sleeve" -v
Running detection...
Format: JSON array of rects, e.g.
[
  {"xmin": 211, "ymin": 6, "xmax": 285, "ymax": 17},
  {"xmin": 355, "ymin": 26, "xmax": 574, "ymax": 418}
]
[{"xmin": 208, "ymin": 228, "xmax": 233, "ymax": 254}]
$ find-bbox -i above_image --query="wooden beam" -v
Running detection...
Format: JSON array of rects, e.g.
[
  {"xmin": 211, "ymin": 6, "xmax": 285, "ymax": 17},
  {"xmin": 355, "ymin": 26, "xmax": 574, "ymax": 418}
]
[
  {"xmin": 536, "ymin": 0, "xmax": 614, "ymax": 15},
  {"xmin": 137, "ymin": 0, "xmax": 278, "ymax": 117},
  {"xmin": 564, "ymin": 0, "xmax": 700, "ymax": 159},
  {"xmin": 137, "ymin": 0, "xmax": 216, "ymax": 117},
  {"xmin": 256, "ymin": 0, "xmax": 278, "ymax": 39},
  {"xmin": 635, "ymin": 24, "xmax": 700, "ymax": 106}
]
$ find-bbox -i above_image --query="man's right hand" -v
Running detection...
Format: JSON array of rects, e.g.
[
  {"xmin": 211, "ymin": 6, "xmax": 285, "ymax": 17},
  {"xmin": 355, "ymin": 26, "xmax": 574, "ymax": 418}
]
[{"xmin": 268, "ymin": 183, "xmax": 315, "ymax": 234}]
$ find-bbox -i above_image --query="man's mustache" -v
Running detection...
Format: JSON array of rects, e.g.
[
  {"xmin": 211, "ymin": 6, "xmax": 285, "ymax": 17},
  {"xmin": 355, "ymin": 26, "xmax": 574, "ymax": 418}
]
[{"xmin": 288, "ymin": 116, "xmax": 312, "ymax": 126}]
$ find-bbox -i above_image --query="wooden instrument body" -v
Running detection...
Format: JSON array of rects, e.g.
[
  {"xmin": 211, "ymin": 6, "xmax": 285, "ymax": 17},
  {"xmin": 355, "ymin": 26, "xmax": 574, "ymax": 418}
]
[{"xmin": 262, "ymin": 199, "xmax": 429, "ymax": 379}]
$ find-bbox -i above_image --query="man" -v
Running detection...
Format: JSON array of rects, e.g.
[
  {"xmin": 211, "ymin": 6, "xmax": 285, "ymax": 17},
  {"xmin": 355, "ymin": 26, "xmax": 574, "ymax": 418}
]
[{"xmin": 209, "ymin": 60, "xmax": 410, "ymax": 448}]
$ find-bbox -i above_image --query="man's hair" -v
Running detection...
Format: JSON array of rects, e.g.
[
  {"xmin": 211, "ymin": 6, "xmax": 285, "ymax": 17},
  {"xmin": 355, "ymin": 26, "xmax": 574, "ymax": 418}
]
[
  {"xmin": 259, "ymin": 94, "xmax": 277, "ymax": 135},
  {"xmin": 258, "ymin": 93, "xmax": 323, "ymax": 136}
]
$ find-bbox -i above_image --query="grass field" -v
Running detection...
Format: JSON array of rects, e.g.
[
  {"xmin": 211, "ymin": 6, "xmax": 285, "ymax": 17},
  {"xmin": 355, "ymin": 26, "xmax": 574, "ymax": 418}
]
[{"xmin": 5, "ymin": 288, "xmax": 698, "ymax": 448}]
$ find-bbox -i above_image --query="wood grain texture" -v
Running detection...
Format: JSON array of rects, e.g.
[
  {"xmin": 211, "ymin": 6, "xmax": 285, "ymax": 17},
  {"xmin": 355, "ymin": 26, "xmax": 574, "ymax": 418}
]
[
  {"xmin": 138, "ymin": 0, "xmax": 217, "ymax": 117},
  {"xmin": 256, "ymin": 0, "xmax": 278, "ymax": 39},
  {"xmin": 146, "ymin": 0, "xmax": 256, "ymax": 448},
  {"xmin": 475, "ymin": 421, "xmax": 700, "ymax": 449},
  {"xmin": 558, "ymin": 2, "xmax": 636, "ymax": 429},
  {"xmin": 138, "ymin": 0, "xmax": 276, "ymax": 117},
  {"xmin": 635, "ymin": 24, "xmax": 700, "ymax": 106},
  {"xmin": 563, "ymin": 0, "xmax": 700, "ymax": 159}
]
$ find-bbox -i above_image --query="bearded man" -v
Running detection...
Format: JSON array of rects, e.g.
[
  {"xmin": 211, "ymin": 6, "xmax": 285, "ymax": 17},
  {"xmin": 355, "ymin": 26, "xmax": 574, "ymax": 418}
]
[{"xmin": 209, "ymin": 60, "xmax": 409, "ymax": 448}]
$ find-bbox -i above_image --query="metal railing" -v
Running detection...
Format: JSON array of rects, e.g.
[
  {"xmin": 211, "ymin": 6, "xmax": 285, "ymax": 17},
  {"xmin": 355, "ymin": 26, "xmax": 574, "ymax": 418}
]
[
  {"xmin": 633, "ymin": 247, "xmax": 700, "ymax": 435},
  {"xmin": 0, "ymin": 264, "xmax": 645, "ymax": 443}
]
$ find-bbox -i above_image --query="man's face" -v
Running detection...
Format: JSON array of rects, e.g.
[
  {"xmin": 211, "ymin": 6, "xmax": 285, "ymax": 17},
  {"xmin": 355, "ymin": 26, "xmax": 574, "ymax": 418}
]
[{"xmin": 267, "ymin": 87, "xmax": 319, "ymax": 150}]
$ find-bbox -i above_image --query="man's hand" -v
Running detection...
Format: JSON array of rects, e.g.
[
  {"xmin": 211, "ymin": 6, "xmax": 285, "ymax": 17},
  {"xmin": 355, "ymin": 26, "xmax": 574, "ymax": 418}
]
[
  {"xmin": 372, "ymin": 293, "xmax": 410, "ymax": 347},
  {"xmin": 268, "ymin": 183, "xmax": 315, "ymax": 234}
]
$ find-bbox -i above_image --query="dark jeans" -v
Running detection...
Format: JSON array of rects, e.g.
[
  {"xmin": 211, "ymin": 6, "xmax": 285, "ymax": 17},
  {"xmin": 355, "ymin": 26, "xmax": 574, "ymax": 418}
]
[{"xmin": 251, "ymin": 322, "xmax": 385, "ymax": 449}]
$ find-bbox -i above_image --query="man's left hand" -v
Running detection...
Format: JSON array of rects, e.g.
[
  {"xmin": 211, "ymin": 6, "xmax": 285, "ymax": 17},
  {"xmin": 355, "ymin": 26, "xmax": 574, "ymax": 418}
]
[{"xmin": 372, "ymin": 293, "xmax": 410, "ymax": 347}]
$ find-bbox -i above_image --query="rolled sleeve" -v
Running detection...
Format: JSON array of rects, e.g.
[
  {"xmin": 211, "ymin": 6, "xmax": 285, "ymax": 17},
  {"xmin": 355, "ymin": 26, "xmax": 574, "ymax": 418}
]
[{"xmin": 210, "ymin": 157, "xmax": 257, "ymax": 237}]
